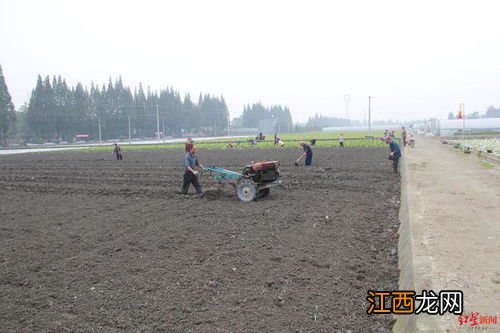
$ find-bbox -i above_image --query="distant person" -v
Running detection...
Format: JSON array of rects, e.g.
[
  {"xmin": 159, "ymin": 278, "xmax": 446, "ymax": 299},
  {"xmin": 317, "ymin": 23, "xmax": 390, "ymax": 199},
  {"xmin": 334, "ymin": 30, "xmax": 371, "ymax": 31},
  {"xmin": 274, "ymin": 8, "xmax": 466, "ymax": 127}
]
[
  {"xmin": 278, "ymin": 138, "xmax": 285, "ymax": 147},
  {"xmin": 113, "ymin": 143, "xmax": 123, "ymax": 160},
  {"xmin": 401, "ymin": 127, "xmax": 407, "ymax": 146},
  {"xmin": 339, "ymin": 134, "xmax": 345, "ymax": 148},
  {"xmin": 274, "ymin": 133, "xmax": 278, "ymax": 145},
  {"xmin": 185, "ymin": 137, "xmax": 194, "ymax": 152},
  {"xmin": 408, "ymin": 133, "xmax": 415, "ymax": 148},
  {"xmin": 386, "ymin": 137, "xmax": 401, "ymax": 174},
  {"xmin": 310, "ymin": 139, "xmax": 317, "ymax": 146},
  {"xmin": 299, "ymin": 141, "xmax": 313, "ymax": 166},
  {"xmin": 182, "ymin": 145, "xmax": 204, "ymax": 197}
]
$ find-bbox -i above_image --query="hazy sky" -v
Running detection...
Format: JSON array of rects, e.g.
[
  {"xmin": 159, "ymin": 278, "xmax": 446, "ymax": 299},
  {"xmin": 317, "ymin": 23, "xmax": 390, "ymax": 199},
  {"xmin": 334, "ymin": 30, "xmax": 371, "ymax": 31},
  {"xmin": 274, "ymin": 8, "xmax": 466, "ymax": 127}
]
[{"xmin": 1, "ymin": 0, "xmax": 499, "ymax": 123}]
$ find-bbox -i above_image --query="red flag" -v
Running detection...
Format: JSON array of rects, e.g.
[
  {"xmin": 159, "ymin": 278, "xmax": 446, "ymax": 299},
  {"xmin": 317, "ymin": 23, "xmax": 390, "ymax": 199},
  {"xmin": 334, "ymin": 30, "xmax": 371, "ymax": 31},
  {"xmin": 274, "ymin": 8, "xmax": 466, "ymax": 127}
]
[{"xmin": 457, "ymin": 111, "xmax": 463, "ymax": 119}]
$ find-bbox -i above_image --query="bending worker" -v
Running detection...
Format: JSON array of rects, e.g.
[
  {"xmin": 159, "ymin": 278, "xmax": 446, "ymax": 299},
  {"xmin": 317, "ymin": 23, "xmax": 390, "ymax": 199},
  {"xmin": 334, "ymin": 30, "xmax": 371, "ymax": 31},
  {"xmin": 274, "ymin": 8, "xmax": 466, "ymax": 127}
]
[
  {"xmin": 300, "ymin": 141, "xmax": 313, "ymax": 166},
  {"xmin": 182, "ymin": 145, "xmax": 204, "ymax": 197},
  {"xmin": 386, "ymin": 137, "xmax": 401, "ymax": 174}
]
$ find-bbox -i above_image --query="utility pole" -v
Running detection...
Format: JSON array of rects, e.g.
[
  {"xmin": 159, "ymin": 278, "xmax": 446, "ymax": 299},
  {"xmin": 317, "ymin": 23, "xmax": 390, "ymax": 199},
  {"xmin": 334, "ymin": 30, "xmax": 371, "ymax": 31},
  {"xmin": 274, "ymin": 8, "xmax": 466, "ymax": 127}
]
[
  {"xmin": 98, "ymin": 117, "xmax": 102, "ymax": 143},
  {"xmin": 162, "ymin": 116, "xmax": 165, "ymax": 143},
  {"xmin": 368, "ymin": 96, "xmax": 372, "ymax": 131},
  {"xmin": 460, "ymin": 103, "xmax": 465, "ymax": 147},
  {"xmin": 128, "ymin": 115, "xmax": 131, "ymax": 144},
  {"xmin": 156, "ymin": 103, "xmax": 160, "ymax": 141}
]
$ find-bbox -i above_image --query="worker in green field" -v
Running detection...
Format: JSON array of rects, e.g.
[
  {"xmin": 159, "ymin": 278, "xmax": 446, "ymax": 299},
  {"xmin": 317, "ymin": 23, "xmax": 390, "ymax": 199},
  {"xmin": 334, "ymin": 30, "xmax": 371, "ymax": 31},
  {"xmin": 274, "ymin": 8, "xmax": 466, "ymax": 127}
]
[{"xmin": 182, "ymin": 145, "xmax": 204, "ymax": 197}]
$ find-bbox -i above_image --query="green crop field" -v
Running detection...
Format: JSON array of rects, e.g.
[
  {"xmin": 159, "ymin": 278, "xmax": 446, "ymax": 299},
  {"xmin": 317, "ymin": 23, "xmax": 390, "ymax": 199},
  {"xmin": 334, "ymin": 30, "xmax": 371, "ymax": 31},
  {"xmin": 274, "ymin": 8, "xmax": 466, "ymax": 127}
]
[
  {"xmin": 278, "ymin": 130, "xmax": 386, "ymax": 140},
  {"xmin": 70, "ymin": 131, "xmax": 391, "ymax": 153}
]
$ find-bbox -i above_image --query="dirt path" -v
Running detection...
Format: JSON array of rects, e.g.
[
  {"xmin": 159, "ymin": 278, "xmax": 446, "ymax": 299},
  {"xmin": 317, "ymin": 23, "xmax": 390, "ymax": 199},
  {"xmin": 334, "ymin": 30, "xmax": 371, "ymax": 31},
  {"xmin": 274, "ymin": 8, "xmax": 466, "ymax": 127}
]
[
  {"xmin": 0, "ymin": 148, "xmax": 400, "ymax": 332},
  {"xmin": 395, "ymin": 139, "xmax": 500, "ymax": 332}
]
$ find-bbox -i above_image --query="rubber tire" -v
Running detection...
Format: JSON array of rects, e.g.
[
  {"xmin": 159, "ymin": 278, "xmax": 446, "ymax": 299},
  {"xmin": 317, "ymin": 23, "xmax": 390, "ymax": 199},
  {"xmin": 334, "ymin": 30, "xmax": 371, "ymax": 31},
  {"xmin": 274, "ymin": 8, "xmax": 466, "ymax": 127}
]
[{"xmin": 235, "ymin": 179, "xmax": 257, "ymax": 202}]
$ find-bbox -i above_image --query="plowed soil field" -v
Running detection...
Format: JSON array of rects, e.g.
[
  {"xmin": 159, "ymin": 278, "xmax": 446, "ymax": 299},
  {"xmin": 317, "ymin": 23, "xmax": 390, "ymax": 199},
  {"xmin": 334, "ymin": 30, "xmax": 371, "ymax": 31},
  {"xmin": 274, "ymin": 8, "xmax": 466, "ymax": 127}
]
[{"xmin": 0, "ymin": 147, "xmax": 400, "ymax": 332}]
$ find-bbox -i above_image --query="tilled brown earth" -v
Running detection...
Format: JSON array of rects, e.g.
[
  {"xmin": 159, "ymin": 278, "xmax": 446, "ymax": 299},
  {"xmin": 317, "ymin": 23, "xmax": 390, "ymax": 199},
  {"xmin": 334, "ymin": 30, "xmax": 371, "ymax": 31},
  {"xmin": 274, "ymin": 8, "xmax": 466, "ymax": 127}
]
[{"xmin": 0, "ymin": 147, "xmax": 400, "ymax": 332}]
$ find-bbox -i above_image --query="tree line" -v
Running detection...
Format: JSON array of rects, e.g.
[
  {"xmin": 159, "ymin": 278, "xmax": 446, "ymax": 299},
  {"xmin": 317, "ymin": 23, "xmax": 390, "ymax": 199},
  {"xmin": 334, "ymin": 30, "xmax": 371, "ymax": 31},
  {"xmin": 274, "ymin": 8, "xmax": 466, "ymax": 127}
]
[
  {"xmin": 230, "ymin": 103, "xmax": 293, "ymax": 133},
  {"xmin": 305, "ymin": 114, "xmax": 352, "ymax": 131},
  {"xmin": 24, "ymin": 75, "xmax": 230, "ymax": 142}
]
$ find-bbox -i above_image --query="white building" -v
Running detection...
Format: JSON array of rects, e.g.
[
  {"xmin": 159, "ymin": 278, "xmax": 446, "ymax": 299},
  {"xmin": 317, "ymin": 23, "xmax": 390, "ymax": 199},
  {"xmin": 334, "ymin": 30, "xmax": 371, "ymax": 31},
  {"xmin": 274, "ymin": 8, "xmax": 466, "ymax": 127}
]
[{"xmin": 439, "ymin": 118, "xmax": 500, "ymax": 135}]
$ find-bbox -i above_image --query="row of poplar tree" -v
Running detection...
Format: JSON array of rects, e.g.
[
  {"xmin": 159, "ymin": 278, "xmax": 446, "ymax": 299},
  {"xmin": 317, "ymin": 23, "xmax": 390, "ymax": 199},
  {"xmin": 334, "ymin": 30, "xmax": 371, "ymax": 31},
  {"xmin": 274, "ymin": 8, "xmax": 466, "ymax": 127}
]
[
  {"xmin": 0, "ymin": 64, "xmax": 295, "ymax": 144},
  {"xmin": 26, "ymin": 75, "xmax": 231, "ymax": 142},
  {"xmin": 239, "ymin": 103, "xmax": 293, "ymax": 132}
]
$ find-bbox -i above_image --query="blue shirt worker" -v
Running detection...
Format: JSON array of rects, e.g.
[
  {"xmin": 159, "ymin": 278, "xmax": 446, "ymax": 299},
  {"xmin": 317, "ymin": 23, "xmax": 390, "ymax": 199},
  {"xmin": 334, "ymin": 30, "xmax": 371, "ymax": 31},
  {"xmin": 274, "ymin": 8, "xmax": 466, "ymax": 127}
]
[
  {"xmin": 386, "ymin": 137, "xmax": 401, "ymax": 174},
  {"xmin": 182, "ymin": 145, "xmax": 204, "ymax": 196},
  {"xmin": 300, "ymin": 141, "xmax": 313, "ymax": 166}
]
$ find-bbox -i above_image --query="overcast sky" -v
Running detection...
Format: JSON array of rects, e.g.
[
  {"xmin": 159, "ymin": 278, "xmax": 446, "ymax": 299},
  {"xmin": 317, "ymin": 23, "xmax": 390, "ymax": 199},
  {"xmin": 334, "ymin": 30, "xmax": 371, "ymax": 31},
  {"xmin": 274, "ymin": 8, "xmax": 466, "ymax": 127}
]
[{"xmin": 1, "ymin": 0, "xmax": 499, "ymax": 123}]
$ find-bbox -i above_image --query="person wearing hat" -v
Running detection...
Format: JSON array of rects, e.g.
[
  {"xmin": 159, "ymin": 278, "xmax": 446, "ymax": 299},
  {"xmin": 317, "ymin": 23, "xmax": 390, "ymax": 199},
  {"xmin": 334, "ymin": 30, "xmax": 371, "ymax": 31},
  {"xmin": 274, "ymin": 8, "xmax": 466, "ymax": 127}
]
[{"xmin": 386, "ymin": 137, "xmax": 401, "ymax": 174}]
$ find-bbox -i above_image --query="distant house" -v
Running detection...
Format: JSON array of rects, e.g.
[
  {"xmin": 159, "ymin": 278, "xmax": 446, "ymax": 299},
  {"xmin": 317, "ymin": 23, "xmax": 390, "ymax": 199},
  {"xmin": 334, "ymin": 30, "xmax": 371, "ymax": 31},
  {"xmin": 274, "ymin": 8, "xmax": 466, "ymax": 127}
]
[
  {"xmin": 439, "ymin": 118, "xmax": 500, "ymax": 135},
  {"xmin": 74, "ymin": 134, "xmax": 89, "ymax": 142}
]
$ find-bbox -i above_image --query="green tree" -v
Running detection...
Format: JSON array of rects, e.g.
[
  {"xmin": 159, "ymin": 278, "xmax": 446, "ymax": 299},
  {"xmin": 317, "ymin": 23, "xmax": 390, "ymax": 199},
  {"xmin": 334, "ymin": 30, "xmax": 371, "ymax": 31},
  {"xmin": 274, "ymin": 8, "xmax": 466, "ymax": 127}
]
[
  {"xmin": 241, "ymin": 103, "xmax": 293, "ymax": 132},
  {"xmin": 26, "ymin": 75, "xmax": 58, "ymax": 141},
  {"xmin": 0, "ymin": 65, "xmax": 16, "ymax": 145},
  {"xmin": 133, "ymin": 83, "xmax": 148, "ymax": 137}
]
